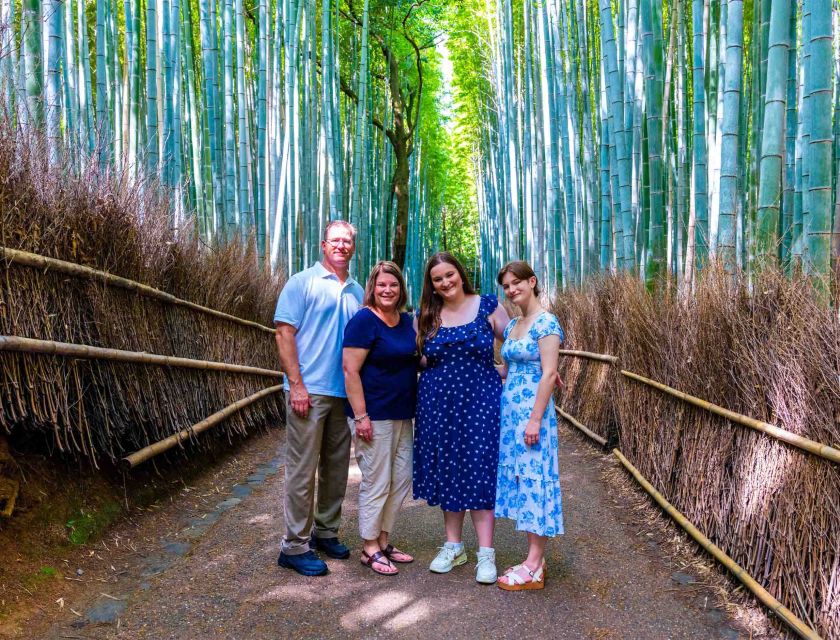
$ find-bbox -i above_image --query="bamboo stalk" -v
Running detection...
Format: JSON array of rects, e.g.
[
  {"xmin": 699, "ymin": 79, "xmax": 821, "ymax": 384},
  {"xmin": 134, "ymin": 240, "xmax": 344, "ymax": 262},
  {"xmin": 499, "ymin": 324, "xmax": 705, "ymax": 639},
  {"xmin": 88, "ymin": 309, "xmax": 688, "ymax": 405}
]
[
  {"xmin": 555, "ymin": 404, "xmax": 608, "ymax": 446},
  {"xmin": 621, "ymin": 369, "xmax": 840, "ymax": 465},
  {"xmin": 0, "ymin": 247, "xmax": 275, "ymax": 334},
  {"xmin": 121, "ymin": 384, "xmax": 283, "ymax": 468},
  {"xmin": 0, "ymin": 336, "xmax": 283, "ymax": 378},
  {"xmin": 558, "ymin": 349, "xmax": 619, "ymax": 364},
  {"xmin": 612, "ymin": 448, "xmax": 823, "ymax": 640}
]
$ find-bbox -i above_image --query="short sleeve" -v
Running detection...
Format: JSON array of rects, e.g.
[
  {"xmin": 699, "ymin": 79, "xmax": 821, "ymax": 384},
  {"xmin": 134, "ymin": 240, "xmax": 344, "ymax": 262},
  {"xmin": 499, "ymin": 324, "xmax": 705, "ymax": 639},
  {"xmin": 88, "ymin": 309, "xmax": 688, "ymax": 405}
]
[
  {"xmin": 480, "ymin": 294, "xmax": 499, "ymax": 317},
  {"xmin": 503, "ymin": 318, "xmax": 517, "ymax": 340},
  {"xmin": 343, "ymin": 309, "xmax": 378, "ymax": 349},
  {"xmin": 274, "ymin": 275, "xmax": 305, "ymax": 327},
  {"xmin": 532, "ymin": 313, "xmax": 565, "ymax": 342}
]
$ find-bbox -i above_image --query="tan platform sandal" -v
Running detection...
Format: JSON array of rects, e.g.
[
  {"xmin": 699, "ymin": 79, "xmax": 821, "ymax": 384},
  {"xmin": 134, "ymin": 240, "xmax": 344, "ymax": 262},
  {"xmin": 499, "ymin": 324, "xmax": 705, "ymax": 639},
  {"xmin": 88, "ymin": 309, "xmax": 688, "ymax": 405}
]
[{"xmin": 496, "ymin": 563, "xmax": 545, "ymax": 591}]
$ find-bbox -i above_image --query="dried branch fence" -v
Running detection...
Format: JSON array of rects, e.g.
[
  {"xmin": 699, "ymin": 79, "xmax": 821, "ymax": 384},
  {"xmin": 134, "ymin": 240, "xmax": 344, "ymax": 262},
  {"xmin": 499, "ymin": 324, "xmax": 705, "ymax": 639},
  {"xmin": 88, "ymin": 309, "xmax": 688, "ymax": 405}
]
[
  {"xmin": 552, "ymin": 270, "xmax": 840, "ymax": 639},
  {"xmin": 0, "ymin": 248, "xmax": 285, "ymax": 468}
]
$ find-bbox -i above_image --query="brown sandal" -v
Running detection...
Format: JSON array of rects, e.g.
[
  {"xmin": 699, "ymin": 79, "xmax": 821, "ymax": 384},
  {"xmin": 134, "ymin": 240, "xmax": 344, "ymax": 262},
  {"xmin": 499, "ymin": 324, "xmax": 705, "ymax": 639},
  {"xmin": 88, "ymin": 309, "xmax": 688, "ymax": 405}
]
[
  {"xmin": 361, "ymin": 550, "xmax": 398, "ymax": 576},
  {"xmin": 383, "ymin": 544, "xmax": 414, "ymax": 564}
]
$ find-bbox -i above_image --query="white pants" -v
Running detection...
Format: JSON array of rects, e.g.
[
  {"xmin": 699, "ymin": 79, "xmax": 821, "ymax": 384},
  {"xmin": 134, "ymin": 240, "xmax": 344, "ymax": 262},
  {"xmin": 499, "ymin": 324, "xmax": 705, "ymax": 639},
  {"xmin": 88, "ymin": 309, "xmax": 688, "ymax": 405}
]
[{"xmin": 350, "ymin": 418, "xmax": 413, "ymax": 541}]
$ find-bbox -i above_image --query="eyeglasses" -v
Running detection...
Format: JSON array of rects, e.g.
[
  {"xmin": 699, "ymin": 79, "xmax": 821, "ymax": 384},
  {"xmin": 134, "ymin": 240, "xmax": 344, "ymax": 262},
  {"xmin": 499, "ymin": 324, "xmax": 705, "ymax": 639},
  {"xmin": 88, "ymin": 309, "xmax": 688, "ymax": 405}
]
[{"xmin": 325, "ymin": 238, "xmax": 354, "ymax": 247}]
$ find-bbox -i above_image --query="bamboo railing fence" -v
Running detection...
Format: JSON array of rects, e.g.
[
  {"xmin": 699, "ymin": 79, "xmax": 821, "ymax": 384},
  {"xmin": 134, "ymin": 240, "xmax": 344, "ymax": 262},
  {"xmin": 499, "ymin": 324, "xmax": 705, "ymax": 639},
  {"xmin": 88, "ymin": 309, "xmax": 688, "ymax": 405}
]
[
  {"xmin": 0, "ymin": 248, "xmax": 276, "ymax": 334},
  {"xmin": 1, "ymin": 246, "xmax": 284, "ymax": 466},
  {"xmin": 555, "ymin": 349, "xmax": 826, "ymax": 640},
  {"xmin": 0, "ymin": 336, "xmax": 282, "ymax": 378},
  {"xmin": 612, "ymin": 449, "xmax": 821, "ymax": 640},
  {"xmin": 551, "ymin": 270, "xmax": 839, "ymax": 639},
  {"xmin": 121, "ymin": 385, "xmax": 284, "ymax": 469}
]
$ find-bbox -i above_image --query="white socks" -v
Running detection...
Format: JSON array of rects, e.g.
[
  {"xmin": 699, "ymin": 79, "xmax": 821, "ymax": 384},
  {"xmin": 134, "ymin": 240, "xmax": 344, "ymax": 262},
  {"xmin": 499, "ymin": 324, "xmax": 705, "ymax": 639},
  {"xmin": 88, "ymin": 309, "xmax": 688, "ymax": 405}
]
[{"xmin": 445, "ymin": 541, "xmax": 464, "ymax": 554}]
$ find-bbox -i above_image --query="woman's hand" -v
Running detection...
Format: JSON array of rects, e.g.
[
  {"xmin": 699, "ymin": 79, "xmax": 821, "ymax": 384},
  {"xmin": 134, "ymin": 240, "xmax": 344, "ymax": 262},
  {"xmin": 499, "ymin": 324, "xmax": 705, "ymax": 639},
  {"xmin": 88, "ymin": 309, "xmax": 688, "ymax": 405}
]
[
  {"xmin": 524, "ymin": 418, "xmax": 541, "ymax": 446},
  {"xmin": 355, "ymin": 416, "xmax": 373, "ymax": 442}
]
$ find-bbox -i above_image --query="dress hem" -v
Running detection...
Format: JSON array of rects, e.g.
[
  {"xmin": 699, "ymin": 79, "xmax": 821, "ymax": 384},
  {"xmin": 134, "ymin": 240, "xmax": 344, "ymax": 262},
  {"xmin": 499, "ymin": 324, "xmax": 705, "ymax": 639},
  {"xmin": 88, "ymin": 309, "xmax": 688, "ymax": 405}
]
[
  {"xmin": 414, "ymin": 492, "xmax": 495, "ymax": 512},
  {"xmin": 494, "ymin": 511, "xmax": 565, "ymax": 538}
]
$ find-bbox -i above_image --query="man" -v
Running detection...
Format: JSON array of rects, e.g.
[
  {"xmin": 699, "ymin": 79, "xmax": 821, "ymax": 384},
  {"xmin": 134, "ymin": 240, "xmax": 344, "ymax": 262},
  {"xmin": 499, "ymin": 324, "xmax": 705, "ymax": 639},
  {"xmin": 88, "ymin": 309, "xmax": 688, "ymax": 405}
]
[{"xmin": 274, "ymin": 220, "xmax": 364, "ymax": 576}]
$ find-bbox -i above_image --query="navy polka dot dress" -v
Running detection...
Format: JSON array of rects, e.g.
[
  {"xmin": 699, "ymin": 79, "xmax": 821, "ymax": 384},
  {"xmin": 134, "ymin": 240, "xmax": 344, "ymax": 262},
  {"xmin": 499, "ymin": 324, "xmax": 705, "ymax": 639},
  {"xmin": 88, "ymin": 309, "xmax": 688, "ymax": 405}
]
[{"xmin": 413, "ymin": 294, "xmax": 503, "ymax": 512}]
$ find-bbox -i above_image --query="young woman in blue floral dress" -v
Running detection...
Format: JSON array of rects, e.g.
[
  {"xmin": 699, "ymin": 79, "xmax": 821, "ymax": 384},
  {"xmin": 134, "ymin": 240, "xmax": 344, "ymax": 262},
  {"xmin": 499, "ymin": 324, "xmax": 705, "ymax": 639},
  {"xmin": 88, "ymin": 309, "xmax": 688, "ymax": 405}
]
[
  {"xmin": 494, "ymin": 261, "xmax": 565, "ymax": 591},
  {"xmin": 413, "ymin": 252, "xmax": 510, "ymax": 584}
]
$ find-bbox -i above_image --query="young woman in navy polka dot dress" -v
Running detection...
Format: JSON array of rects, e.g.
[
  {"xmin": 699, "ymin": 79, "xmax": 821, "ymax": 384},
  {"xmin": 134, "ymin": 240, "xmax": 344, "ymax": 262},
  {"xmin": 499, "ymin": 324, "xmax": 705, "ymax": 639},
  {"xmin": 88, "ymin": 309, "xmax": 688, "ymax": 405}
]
[{"xmin": 413, "ymin": 252, "xmax": 510, "ymax": 584}]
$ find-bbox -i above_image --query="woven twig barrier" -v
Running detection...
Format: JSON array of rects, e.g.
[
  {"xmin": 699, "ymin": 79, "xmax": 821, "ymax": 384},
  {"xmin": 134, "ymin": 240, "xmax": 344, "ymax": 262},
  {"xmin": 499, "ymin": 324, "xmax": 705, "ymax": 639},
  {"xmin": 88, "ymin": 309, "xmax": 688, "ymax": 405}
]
[
  {"xmin": 552, "ymin": 272, "xmax": 839, "ymax": 637},
  {"xmin": 555, "ymin": 405, "xmax": 823, "ymax": 640},
  {"xmin": 556, "ymin": 347, "xmax": 840, "ymax": 466},
  {"xmin": 620, "ymin": 370, "xmax": 840, "ymax": 466},
  {"xmin": 0, "ymin": 336, "xmax": 282, "ymax": 378},
  {"xmin": 0, "ymin": 123, "xmax": 285, "ymax": 466},
  {"xmin": 612, "ymin": 448, "xmax": 823, "ymax": 640},
  {"xmin": 1, "ymin": 247, "xmax": 275, "ymax": 335},
  {"xmin": 122, "ymin": 385, "xmax": 284, "ymax": 469}
]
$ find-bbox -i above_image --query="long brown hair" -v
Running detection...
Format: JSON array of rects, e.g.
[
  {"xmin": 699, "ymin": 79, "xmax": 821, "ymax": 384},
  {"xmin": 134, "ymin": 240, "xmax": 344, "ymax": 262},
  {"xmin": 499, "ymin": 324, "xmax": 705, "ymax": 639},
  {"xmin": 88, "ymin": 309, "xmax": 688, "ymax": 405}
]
[
  {"xmin": 363, "ymin": 261, "xmax": 408, "ymax": 310},
  {"xmin": 417, "ymin": 251, "xmax": 476, "ymax": 354}
]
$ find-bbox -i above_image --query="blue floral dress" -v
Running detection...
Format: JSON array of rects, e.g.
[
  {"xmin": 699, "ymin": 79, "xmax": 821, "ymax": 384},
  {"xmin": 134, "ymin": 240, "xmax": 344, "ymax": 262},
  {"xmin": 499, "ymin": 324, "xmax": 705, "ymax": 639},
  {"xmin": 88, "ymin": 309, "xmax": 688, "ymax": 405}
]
[
  {"xmin": 495, "ymin": 311, "xmax": 565, "ymax": 537},
  {"xmin": 413, "ymin": 294, "xmax": 502, "ymax": 512}
]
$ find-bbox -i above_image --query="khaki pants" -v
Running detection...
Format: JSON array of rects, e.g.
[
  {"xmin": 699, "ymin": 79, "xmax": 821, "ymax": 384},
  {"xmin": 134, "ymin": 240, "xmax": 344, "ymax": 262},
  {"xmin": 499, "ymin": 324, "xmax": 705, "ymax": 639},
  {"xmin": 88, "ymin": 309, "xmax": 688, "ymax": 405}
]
[
  {"xmin": 281, "ymin": 393, "xmax": 351, "ymax": 556},
  {"xmin": 351, "ymin": 418, "xmax": 413, "ymax": 541}
]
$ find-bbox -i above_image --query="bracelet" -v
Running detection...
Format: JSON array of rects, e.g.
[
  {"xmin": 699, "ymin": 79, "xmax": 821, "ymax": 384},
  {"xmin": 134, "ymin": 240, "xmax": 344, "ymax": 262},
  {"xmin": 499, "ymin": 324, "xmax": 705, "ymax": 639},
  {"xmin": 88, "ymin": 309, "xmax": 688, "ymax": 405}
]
[{"xmin": 352, "ymin": 413, "xmax": 369, "ymax": 423}]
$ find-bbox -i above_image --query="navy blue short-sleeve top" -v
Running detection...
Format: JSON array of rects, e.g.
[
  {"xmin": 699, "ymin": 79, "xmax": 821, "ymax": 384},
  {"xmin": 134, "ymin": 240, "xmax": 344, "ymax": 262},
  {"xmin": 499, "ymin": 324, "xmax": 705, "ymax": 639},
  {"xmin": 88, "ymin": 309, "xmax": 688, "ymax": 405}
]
[{"xmin": 342, "ymin": 307, "xmax": 419, "ymax": 420}]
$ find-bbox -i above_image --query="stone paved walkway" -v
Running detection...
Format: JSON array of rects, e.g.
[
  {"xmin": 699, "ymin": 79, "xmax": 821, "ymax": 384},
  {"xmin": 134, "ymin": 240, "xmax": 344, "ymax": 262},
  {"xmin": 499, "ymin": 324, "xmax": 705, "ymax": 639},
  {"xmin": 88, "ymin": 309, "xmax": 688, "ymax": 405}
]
[{"xmin": 42, "ymin": 427, "xmax": 753, "ymax": 640}]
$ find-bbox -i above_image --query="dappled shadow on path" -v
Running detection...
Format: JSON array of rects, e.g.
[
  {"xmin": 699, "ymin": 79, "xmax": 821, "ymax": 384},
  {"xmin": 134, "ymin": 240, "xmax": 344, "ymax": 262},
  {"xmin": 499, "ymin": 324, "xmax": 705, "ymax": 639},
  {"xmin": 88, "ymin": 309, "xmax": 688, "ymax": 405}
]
[{"xmin": 62, "ymin": 429, "xmax": 748, "ymax": 640}]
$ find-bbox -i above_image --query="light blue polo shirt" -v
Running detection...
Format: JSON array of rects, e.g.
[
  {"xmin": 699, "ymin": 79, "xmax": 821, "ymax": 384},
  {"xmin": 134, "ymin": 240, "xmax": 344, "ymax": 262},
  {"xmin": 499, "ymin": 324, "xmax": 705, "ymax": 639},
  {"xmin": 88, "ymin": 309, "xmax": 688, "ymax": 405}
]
[{"xmin": 274, "ymin": 261, "xmax": 364, "ymax": 397}]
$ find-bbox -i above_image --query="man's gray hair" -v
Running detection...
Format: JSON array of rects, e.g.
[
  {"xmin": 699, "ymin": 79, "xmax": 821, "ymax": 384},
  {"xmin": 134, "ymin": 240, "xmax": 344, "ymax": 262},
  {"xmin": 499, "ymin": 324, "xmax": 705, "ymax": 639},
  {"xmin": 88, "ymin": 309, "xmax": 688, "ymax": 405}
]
[{"xmin": 323, "ymin": 220, "xmax": 357, "ymax": 242}]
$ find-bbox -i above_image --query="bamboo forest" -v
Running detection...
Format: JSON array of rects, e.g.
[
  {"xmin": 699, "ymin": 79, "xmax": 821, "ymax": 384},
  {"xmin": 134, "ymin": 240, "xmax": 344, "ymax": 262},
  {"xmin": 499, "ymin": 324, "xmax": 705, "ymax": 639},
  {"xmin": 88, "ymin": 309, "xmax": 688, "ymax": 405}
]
[
  {"xmin": 2, "ymin": 0, "xmax": 840, "ymax": 296},
  {"xmin": 2, "ymin": 1, "xmax": 840, "ymax": 639}
]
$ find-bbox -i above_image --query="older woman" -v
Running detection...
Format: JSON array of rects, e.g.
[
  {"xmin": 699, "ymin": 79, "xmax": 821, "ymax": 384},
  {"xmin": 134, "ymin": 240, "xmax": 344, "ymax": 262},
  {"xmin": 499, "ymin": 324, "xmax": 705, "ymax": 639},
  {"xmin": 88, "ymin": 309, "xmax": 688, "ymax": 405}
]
[
  {"xmin": 494, "ymin": 261, "xmax": 564, "ymax": 591},
  {"xmin": 342, "ymin": 261, "xmax": 419, "ymax": 576}
]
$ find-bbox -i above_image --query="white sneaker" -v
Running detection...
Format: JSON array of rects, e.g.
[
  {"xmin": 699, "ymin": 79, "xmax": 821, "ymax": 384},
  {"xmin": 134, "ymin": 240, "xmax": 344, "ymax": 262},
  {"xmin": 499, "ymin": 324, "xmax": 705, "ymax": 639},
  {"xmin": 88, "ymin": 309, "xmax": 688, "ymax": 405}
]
[
  {"xmin": 429, "ymin": 544, "xmax": 467, "ymax": 573},
  {"xmin": 475, "ymin": 547, "xmax": 497, "ymax": 584}
]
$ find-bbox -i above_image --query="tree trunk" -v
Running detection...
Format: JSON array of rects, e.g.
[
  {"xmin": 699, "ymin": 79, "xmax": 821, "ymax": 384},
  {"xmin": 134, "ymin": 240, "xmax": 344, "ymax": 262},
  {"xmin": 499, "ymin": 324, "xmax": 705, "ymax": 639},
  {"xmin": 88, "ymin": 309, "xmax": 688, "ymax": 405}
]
[{"xmin": 391, "ymin": 136, "xmax": 410, "ymax": 269}]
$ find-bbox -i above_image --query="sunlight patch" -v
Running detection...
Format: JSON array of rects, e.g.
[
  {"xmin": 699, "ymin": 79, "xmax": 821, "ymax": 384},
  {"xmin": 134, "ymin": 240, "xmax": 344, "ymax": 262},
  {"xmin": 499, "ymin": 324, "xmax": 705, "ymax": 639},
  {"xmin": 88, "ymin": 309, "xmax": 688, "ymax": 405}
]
[{"xmin": 340, "ymin": 591, "xmax": 413, "ymax": 631}]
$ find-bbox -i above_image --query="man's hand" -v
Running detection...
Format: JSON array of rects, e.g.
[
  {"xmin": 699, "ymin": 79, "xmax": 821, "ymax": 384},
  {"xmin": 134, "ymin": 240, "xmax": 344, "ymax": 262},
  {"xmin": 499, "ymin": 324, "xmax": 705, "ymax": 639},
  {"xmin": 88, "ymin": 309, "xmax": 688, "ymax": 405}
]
[{"xmin": 289, "ymin": 381, "xmax": 313, "ymax": 418}]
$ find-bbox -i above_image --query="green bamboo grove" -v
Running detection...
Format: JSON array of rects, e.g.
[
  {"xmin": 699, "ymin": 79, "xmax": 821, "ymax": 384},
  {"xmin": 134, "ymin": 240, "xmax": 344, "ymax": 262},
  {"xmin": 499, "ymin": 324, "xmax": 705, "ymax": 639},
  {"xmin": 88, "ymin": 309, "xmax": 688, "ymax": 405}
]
[
  {"xmin": 1, "ymin": 0, "xmax": 840, "ymax": 297},
  {"xmin": 456, "ymin": 0, "xmax": 840, "ymax": 295},
  {"xmin": 0, "ymin": 0, "xmax": 457, "ymax": 296}
]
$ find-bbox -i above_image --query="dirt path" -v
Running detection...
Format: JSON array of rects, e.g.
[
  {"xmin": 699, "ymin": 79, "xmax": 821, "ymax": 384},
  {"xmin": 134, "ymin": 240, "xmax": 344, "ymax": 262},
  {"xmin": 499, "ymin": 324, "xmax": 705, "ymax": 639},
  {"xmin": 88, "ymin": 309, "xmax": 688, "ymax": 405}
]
[{"xmin": 33, "ymin": 427, "xmax": 762, "ymax": 640}]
